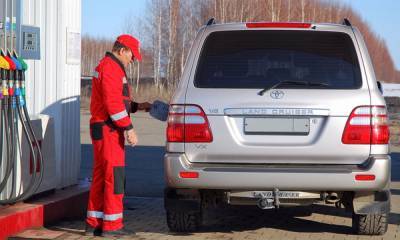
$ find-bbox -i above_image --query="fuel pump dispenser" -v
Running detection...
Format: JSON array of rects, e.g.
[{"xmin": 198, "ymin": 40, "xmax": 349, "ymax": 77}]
[
  {"xmin": 0, "ymin": 49, "xmax": 44, "ymax": 204},
  {"xmin": 0, "ymin": 0, "xmax": 46, "ymax": 204}
]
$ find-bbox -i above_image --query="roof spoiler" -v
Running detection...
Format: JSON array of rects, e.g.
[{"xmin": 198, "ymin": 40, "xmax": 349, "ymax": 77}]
[{"xmin": 205, "ymin": 18, "xmax": 351, "ymax": 27}]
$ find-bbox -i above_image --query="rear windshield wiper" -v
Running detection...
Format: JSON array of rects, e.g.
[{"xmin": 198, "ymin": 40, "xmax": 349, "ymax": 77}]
[{"xmin": 258, "ymin": 81, "xmax": 330, "ymax": 96}]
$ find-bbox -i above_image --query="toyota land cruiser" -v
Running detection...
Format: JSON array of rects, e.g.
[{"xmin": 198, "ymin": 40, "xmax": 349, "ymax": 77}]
[{"xmin": 164, "ymin": 19, "xmax": 391, "ymax": 235}]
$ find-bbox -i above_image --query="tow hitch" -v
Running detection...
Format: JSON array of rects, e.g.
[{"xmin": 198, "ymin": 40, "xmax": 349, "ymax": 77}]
[{"xmin": 255, "ymin": 188, "xmax": 280, "ymax": 209}]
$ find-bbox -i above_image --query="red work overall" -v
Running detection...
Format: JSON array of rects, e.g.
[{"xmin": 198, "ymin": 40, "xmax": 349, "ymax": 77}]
[{"xmin": 86, "ymin": 52, "xmax": 134, "ymax": 231}]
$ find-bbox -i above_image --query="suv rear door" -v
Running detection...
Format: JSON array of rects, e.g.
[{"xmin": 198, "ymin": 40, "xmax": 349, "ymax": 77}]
[{"xmin": 184, "ymin": 26, "xmax": 371, "ymax": 165}]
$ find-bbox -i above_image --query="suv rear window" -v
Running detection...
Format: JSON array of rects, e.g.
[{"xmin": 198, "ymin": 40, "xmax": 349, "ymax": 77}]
[{"xmin": 194, "ymin": 30, "xmax": 362, "ymax": 89}]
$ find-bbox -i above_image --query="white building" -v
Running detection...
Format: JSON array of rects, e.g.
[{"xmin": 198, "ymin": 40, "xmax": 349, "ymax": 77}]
[{"xmin": 1, "ymin": 0, "xmax": 81, "ymax": 195}]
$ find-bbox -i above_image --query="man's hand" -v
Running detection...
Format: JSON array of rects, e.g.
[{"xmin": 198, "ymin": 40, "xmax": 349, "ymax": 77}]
[
  {"xmin": 137, "ymin": 102, "xmax": 152, "ymax": 112},
  {"xmin": 124, "ymin": 129, "xmax": 138, "ymax": 146}
]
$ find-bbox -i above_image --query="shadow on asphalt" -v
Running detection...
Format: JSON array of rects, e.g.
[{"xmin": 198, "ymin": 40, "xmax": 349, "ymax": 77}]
[
  {"xmin": 166, "ymin": 205, "xmax": 353, "ymax": 234},
  {"xmin": 389, "ymin": 212, "xmax": 400, "ymax": 225},
  {"xmin": 122, "ymin": 202, "xmax": 354, "ymax": 235},
  {"xmin": 391, "ymin": 189, "xmax": 400, "ymax": 195},
  {"xmin": 196, "ymin": 204, "xmax": 399, "ymax": 234}
]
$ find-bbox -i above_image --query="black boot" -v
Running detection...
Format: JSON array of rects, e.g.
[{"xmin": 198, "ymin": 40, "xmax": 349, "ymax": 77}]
[
  {"xmin": 84, "ymin": 224, "xmax": 102, "ymax": 236},
  {"xmin": 102, "ymin": 227, "xmax": 136, "ymax": 238}
]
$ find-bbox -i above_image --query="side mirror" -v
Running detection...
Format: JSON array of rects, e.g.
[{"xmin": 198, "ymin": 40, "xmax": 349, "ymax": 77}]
[{"xmin": 377, "ymin": 81, "xmax": 383, "ymax": 94}]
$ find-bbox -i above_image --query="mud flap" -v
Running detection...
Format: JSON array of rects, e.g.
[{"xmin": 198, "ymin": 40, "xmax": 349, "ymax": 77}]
[
  {"xmin": 164, "ymin": 188, "xmax": 201, "ymax": 212},
  {"xmin": 352, "ymin": 190, "xmax": 391, "ymax": 214}
]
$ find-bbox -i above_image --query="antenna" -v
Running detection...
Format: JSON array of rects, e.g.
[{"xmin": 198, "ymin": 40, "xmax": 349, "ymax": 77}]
[
  {"xmin": 342, "ymin": 18, "xmax": 352, "ymax": 26},
  {"xmin": 206, "ymin": 18, "xmax": 216, "ymax": 26}
]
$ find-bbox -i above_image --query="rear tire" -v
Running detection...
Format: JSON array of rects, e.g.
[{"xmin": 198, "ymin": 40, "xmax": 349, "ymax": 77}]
[
  {"xmin": 352, "ymin": 213, "xmax": 388, "ymax": 235},
  {"xmin": 166, "ymin": 210, "xmax": 201, "ymax": 232}
]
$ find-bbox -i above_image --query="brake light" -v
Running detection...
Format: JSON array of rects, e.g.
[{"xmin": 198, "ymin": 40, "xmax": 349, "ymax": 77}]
[
  {"xmin": 246, "ymin": 22, "xmax": 312, "ymax": 28},
  {"xmin": 167, "ymin": 104, "xmax": 213, "ymax": 142},
  {"xmin": 342, "ymin": 106, "xmax": 389, "ymax": 144},
  {"xmin": 179, "ymin": 171, "xmax": 199, "ymax": 179},
  {"xmin": 355, "ymin": 174, "xmax": 375, "ymax": 181}
]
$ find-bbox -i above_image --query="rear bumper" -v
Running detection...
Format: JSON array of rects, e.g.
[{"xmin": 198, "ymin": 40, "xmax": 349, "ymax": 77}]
[{"xmin": 164, "ymin": 153, "xmax": 390, "ymax": 191}]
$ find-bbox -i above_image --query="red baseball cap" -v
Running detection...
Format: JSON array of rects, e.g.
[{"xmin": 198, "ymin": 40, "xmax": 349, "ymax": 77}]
[{"xmin": 116, "ymin": 34, "xmax": 142, "ymax": 62}]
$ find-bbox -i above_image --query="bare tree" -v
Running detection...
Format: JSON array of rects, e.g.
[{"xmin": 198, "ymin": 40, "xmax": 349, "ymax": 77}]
[{"xmin": 82, "ymin": 0, "xmax": 400, "ymax": 101}]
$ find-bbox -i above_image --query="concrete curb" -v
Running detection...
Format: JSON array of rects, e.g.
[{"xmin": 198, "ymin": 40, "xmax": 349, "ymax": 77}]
[{"xmin": 0, "ymin": 182, "xmax": 89, "ymax": 239}]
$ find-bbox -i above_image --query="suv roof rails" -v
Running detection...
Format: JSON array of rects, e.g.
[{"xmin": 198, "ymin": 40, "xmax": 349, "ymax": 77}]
[
  {"xmin": 342, "ymin": 18, "xmax": 352, "ymax": 27},
  {"xmin": 206, "ymin": 18, "xmax": 216, "ymax": 26}
]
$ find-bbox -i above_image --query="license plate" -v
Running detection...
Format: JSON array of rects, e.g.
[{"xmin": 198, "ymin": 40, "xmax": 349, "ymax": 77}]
[{"xmin": 244, "ymin": 117, "xmax": 309, "ymax": 135}]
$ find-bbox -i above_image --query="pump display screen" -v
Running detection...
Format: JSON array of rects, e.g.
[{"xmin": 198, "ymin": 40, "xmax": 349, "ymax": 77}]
[
  {"xmin": 20, "ymin": 25, "xmax": 41, "ymax": 60},
  {"xmin": 23, "ymin": 32, "xmax": 37, "ymax": 51}
]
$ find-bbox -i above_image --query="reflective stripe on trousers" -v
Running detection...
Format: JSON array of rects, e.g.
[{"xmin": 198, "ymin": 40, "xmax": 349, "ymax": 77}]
[{"xmin": 87, "ymin": 211, "xmax": 123, "ymax": 221}]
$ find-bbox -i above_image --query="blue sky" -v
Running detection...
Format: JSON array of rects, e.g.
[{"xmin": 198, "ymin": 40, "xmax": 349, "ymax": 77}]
[
  {"xmin": 82, "ymin": 0, "xmax": 146, "ymax": 38},
  {"xmin": 82, "ymin": 0, "xmax": 400, "ymax": 70}
]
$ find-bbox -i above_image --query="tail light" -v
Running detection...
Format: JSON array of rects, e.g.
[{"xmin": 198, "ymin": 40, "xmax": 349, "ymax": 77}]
[
  {"xmin": 355, "ymin": 174, "xmax": 375, "ymax": 181},
  {"xmin": 167, "ymin": 104, "xmax": 213, "ymax": 142},
  {"xmin": 179, "ymin": 171, "xmax": 199, "ymax": 179},
  {"xmin": 246, "ymin": 22, "xmax": 311, "ymax": 28},
  {"xmin": 342, "ymin": 106, "xmax": 389, "ymax": 144}
]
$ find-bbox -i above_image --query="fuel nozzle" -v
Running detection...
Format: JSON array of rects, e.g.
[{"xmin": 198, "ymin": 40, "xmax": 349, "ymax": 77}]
[
  {"xmin": 9, "ymin": 50, "xmax": 22, "ymax": 73},
  {"xmin": 0, "ymin": 52, "xmax": 9, "ymax": 70},
  {"xmin": 8, "ymin": 50, "xmax": 23, "ymax": 108},
  {"xmin": 12, "ymin": 50, "xmax": 26, "ymax": 106},
  {"xmin": 0, "ymin": 49, "xmax": 11, "ymax": 100},
  {"xmin": 1, "ymin": 49, "xmax": 16, "ymax": 98}
]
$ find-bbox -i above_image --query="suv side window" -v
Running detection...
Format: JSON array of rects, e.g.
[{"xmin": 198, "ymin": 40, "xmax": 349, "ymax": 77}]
[{"xmin": 194, "ymin": 30, "xmax": 362, "ymax": 89}]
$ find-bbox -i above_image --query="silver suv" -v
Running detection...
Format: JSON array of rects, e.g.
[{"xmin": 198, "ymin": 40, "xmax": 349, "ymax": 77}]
[{"xmin": 164, "ymin": 19, "xmax": 391, "ymax": 235}]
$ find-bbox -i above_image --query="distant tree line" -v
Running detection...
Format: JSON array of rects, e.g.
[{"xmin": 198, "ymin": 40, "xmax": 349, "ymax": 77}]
[{"xmin": 81, "ymin": 0, "xmax": 400, "ymax": 98}]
